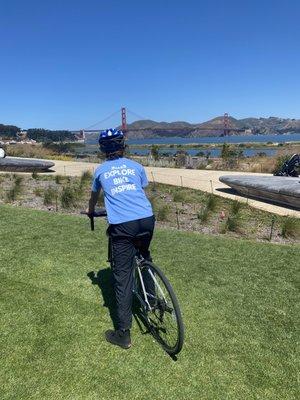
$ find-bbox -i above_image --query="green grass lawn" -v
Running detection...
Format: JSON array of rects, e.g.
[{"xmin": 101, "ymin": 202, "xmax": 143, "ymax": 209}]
[{"xmin": 0, "ymin": 205, "xmax": 299, "ymax": 400}]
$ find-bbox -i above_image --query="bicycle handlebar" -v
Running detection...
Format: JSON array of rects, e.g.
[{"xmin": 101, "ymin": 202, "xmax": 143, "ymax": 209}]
[{"xmin": 80, "ymin": 208, "xmax": 107, "ymax": 231}]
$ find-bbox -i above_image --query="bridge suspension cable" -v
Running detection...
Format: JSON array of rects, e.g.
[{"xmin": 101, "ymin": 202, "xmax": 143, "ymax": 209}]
[
  {"xmin": 84, "ymin": 109, "xmax": 120, "ymax": 130},
  {"xmin": 126, "ymin": 108, "xmax": 151, "ymax": 121}
]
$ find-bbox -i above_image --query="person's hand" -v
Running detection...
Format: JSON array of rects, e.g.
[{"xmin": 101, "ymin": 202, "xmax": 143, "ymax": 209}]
[{"xmin": 86, "ymin": 207, "xmax": 94, "ymax": 217}]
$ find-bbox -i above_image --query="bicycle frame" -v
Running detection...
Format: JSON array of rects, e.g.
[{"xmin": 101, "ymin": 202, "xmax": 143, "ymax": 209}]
[
  {"xmin": 84, "ymin": 210, "xmax": 170, "ymax": 321},
  {"xmin": 82, "ymin": 209, "xmax": 184, "ymax": 355}
]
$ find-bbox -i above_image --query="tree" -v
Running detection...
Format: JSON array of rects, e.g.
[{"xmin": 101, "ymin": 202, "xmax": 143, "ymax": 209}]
[
  {"xmin": 221, "ymin": 143, "xmax": 231, "ymax": 159},
  {"xmin": 150, "ymin": 145, "xmax": 160, "ymax": 161},
  {"xmin": 0, "ymin": 124, "xmax": 21, "ymax": 138},
  {"xmin": 27, "ymin": 129, "xmax": 76, "ymax": 142},
  {"xmin": 221, "ymin": 143, "xmax": 240, "ymax": 159}
]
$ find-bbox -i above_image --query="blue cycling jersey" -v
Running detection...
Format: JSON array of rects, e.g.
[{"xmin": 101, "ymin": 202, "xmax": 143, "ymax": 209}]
[{"xmin": 91, "ymin": 157, "xmax": 153, "ymax": 224}]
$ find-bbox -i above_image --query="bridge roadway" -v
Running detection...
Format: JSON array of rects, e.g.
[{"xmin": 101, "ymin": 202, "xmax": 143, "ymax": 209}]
[{"xmin": 43, "ymin": 159, "xmax": 299, "ymax": 217}]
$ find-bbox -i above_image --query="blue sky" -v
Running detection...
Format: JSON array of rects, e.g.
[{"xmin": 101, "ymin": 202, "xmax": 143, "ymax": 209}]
[{"xmin": 0, "ymin": 0, "xmax": 299, "ymax": 130}]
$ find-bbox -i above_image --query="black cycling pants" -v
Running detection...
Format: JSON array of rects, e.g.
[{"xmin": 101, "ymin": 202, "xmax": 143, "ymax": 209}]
[{"xmin": 108, "ymin": 215, "xmax": 155, "ymax": 330}]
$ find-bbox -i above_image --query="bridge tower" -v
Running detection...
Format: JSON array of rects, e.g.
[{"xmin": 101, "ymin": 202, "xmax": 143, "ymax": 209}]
[
  {"xmin": 121, "ymin": 107, "xmax": 127, "ymax": 131},
  {"xmin": 223, "ymin": 113, "xmax": 230, "ymax": 136},
  {"xmin": 80, "ymin": 129, "xmax": 86, "ymax": 141}
]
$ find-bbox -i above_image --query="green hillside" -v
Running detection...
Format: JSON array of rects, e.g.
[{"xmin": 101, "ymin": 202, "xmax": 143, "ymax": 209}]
[{"xmin": 0, "ymin": 205, "xmax": 299, "ymax": 400}]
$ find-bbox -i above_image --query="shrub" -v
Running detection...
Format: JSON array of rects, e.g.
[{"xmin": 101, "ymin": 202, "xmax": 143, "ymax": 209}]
[
  {"xmin": 173, "ymin": 190, "xmax": 186, "ymax": 203},
  {"xmin": 43, "ymin": 187, "xmax": 58, "ymax": 205},
  {"xmin": 219, "ymin": 221, "xmax": 228, "ymax": 234},
  {"xmin": 32, "ymin": 171, "xmax": 39, "ymax": 179},
  {"xmin": 197, "ymin": 207, "xmax": 209, "ymax": 223},
  {"xmin": 150, "ymin": 145, "xmax": 160, "ymax": 161},
  {"xmin": 206, "ymin": 194, "xmax": 218, "ymax": 212},
  {"xmin": 80, "ymin": 170, "xmax": 93, "ymax": 186},
  {"xmin": 6, "ymin": 187, "xmax": 18, "ymax": 202},
  {"xmin": 156, "ymin": 205, "xmax": 171, "ymax": 221},
  {"xmin": 226, "ymin": 215, "xmax": 241, "ymax": 232},
  {"xmin": 281, "ymin": 217, "xmax": 300, "ymax": 239},
  {"xmin": 6, "ymin": 175, "xmax": 23, "ymax": 202},
  {"xmin": 60, "ymin": 186, "xmax": 77, "ymax": 208},
  {"xmin": 13, "ymin": 175, "xmax": 23, "ymax": 189},
  {"xmin": 196, "ymin": 163, "xmax": 207, "ymax": 170},
  {"xmin": 55, "ymin": 175, "xmax": 64, "ymax": 184},
  {"xmin": 230, "ymin": 200, "xmax": 243, "ymax": 215}
]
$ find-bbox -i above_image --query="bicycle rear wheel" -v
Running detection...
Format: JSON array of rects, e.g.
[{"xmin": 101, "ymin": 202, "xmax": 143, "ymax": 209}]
[{"xmin": 136, "ymin": 261, "xmax": 184, "ymax": 356}]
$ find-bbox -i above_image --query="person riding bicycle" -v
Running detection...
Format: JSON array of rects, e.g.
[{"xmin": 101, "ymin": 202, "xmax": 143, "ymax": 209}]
[{"xmin": 87, "ymin": 128, "xmax": 155, "ymax": 349}]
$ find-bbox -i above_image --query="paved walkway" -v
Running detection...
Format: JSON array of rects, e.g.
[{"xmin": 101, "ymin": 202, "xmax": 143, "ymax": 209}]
[
  {"xmin": 44, "ymin": 159, "xmax": 299, "ymax": 217},
  {"xmin": 2, "ymin": 158, "xmax": 299, "ymax": 217}
]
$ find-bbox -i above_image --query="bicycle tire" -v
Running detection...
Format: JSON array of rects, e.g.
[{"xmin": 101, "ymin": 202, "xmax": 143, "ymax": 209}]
[{"xmin": 135, "ymin": 260, "xmax": 184, "ymax": 356}]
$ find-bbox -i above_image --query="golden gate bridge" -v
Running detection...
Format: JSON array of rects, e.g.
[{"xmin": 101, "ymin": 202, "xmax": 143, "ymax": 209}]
[{"xmin": 74, "ymin": 108, "xmax": 244, "ymax": 140}]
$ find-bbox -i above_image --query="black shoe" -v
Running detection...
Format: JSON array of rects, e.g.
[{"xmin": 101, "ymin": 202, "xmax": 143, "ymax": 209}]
[{"xmin": 105, "ymin": 329, "xmax": 131, "ymax": 349}]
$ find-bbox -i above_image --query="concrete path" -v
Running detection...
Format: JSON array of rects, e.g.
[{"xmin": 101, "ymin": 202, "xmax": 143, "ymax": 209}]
[
  {"xmin": 2, "ymin": 158, "xmax": 299, "ymax": 217},
  {"xmin": 45, "ymin": 159, "xmax": 299, "ymax": 217}
]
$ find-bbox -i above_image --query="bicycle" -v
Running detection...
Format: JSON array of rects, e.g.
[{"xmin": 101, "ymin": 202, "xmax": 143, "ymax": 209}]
[{"xmin": 82, "ymin": 209, "xmax": 184, "ymax": 356}]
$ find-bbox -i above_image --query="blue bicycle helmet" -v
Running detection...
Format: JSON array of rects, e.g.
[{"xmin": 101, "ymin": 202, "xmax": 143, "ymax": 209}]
[{"xmin": 98, "ymin": 128, "xmax": 125, "ymax": 153}]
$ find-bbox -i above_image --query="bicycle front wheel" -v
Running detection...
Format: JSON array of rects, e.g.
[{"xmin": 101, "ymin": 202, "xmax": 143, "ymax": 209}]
[{"xmin": 138, "ymin": 261, "xmax": 184, "ymax": 356}]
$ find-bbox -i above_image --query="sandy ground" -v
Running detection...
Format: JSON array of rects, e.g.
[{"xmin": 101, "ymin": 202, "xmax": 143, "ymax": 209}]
[{"xmin": 2, "ymin": 157, "xmax": 299, "ymax": 217}]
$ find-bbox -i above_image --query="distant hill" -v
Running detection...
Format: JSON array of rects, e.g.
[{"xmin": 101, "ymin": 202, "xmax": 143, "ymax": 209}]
[
  {"xmin": 3, "ymin": 116, "xmax": 299, "ymax": 143},
  {"xmin": 120, "ymin": 116, "xmax": 300, "ymax": 138},
  {"xmin": 238, "ymin": 117, "xmax": 300, "ymax": 135},
  {"xmin": 127, "ymin": 120, "xmax": 193, "ymax": 130}
]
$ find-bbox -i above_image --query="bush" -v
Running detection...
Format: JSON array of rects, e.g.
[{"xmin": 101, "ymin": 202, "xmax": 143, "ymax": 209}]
[
  {"xmin": 43, "ymin": 187, "xmax": 58, "ymax": 205},
  {"xmin": 281, "ymin": 217, "xmax": 300, "ymax": 239},
  {"xmin": 150, "ymin": 145, "xmax": 160, "ymax": 161},
  {"xmin": 173, "ymin": 190, "xmax": 186, "ymax": 203},
  {"xmin": 80, "ymin": 170, "xmax": 93, "ymax": 186},
  {"xmin": 206, "ymin": 194, "xmax": 218, "ymax": 212},
  {"xmin": 219, "ymin": 221, "xmax": 228, "ymax": 234},
  {"xmin": 6, "ymin": 187, "xmax": 18, "ymax": 202},
  {"xmin": 196, "ymin": 163, "xmax": 207, "ymax": 170},
  {"xmin": 197, "ymin": 207, "xmax": 209, "ymax": 223},
  {"xmin": 13, "ymin": 175, "xmax": 23, "ymax": 189},
  {"xmin": 226, "ymin": 215, "xmax": 241, "ymax": 232},
  {"xmin": 32, "ymin": 171, "xmax": 39, "ymax": 179},
  {"xmin": 156, "ymin": 205, "xmax": 171, "ymax": 221},
  {"xmin": 257, "ymin": 152, "xmax": 267, "ymax": 157},
  {"xmin": 6, "ymin": 175, "xmax": 23, "ymax": 202},
  {"xmin": 60, "ymin": 186, "xmax": 77, "ymax": 208},
  {"xmin": 231, "ymin": 200, "xmax": 243, "ymax": 215},
  {"xmin": 55, "ymin": 175, "xmax": 64, "ymax": 184}
]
